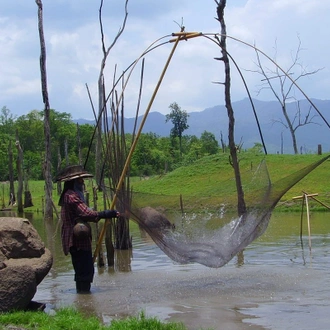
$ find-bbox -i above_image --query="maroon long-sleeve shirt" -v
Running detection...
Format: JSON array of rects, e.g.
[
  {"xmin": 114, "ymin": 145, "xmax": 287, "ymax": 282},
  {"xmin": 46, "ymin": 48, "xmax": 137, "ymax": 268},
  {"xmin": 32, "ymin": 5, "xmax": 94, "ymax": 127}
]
[{"xmin": 60, "ymin": 189, "xmax": 99, "ymax": 255}]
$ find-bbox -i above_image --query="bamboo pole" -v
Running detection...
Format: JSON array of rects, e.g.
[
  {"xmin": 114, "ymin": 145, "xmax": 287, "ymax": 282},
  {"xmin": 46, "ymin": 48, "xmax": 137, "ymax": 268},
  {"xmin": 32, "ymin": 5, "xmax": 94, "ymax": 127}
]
[
  {"xmin": 299, "ymin": 197, "xmax": 305, "ymax": 242},
  {"xmin": 93, "ymin": 32, "xmax": 191, "ymax": 263},
  {"xmin": 304, "ymin": 193, "xmax": 312, "ymax": 252},
  {"xmin": 294, "ymin": 190, "xmax": 329, "ymax": 252},
  {"xmin": 169, "ymin": 32, "xmax": 202, "ymax": 42},
  {"xmin": 292, "ymin": 193, "xmax": 318, "ymax": 200},
  {"xmin": 293, "ymin": 192, "xmax": 320, "ymax": 252},
  {"xmin": 302, "ymin": 190, "xmax": 330, "ymax": 210}
]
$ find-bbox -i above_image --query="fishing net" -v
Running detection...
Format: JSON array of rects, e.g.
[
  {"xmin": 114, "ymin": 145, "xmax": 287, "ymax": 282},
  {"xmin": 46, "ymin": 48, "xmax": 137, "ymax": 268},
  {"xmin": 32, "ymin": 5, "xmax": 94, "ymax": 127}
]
[
  {"xmin": 91, "ymin": 29, "xmax": 330, "ymax": 268},
  {"xmin": 123, "ymin": 155, "xmax": 329, "ymax": 268}
]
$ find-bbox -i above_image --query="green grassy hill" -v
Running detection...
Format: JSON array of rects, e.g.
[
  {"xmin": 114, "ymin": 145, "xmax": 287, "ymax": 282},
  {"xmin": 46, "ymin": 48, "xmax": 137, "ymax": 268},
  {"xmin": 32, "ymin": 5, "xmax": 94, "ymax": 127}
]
[
  {"xmin": 3, "ymin": 153, "xmax": 330, "ymax": 214},
  {"xmin": 130, "ymin": 152, "xmax": 330, "ymax": 212}
]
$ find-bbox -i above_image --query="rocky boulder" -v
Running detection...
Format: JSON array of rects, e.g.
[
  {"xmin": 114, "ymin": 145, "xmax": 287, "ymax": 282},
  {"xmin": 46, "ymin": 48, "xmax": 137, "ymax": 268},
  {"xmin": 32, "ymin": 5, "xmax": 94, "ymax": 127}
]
[{"xmin": 0, "ymin": 217, "xmax": 53, "ymax": 312}]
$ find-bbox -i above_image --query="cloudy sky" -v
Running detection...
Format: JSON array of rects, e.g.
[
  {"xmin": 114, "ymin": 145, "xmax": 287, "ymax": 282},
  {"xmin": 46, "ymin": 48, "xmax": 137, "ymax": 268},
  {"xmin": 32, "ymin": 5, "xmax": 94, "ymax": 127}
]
[{"xmin": 1, "ymin": 0, "xmax": 329, "ymax": 120}]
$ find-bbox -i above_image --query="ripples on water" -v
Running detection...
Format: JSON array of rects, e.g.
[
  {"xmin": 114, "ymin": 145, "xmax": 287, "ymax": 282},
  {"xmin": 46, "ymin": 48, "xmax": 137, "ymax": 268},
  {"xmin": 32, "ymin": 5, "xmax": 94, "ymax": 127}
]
[{"xmin": 26, "ymin": 212, "xmax": 330, "ymax": 330}]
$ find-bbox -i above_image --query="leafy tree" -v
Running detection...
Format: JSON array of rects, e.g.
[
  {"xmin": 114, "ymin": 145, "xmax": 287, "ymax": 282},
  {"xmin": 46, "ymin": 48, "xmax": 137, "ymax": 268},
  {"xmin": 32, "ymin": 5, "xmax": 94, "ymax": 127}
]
[
  {"xmin": 48, "ymin": 110, "xmax": 77, "ymax": 168},
  {"xmin": 0, "ymin": 107, "xmax": 17, "ymax": 181},
  {"xmin": 131, "ymin": 133, "xmax": 168, "ymax": 176},
  {"xmin": 15, "ymin": 109, "xmax": 95, "ymax": 179},
  {"xmin": 181, "ymin": 135, "xmax": 198, "ymax": 153},
  {"xmin": 15, "ymin": 110, "xmax": 44, "ymax": 155},
  {"xmin": 23, "ymin": 150, "xmax": 43, "ymax": 180},
  {"xmin": 248, "ymin": 142, "xmax": 264, "ymax": 154},
  {"xmin": 156, "ymin": 136, "xmax": 175, "ymax": 173},
  {"xmin": 0, "ymin": 106, "xmax": 16, "ymax": 136},
  {"xmin": 77, "ymin": 124, "xmax": 97, "ymax": 172},
  {"xmin": 0, "ymin": 134, "xmax": 15, "ymax": 181},
  {"xmin": 184, "ymin": 140, "xmax": 202, "ymax": 164},
  {"xmin": 200, "ymin": 131, "xmax": 219, "ymax": 155},
  {"xmin": 165, "ymin": 102, "xmax": 189, "ymax": 158}
]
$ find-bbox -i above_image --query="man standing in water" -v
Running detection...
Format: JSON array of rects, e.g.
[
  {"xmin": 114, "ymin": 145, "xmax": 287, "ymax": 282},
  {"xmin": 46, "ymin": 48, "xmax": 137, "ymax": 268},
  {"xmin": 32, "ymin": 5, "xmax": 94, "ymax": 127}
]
[{"xmin": 56, "ymin": 165, "xmax": 119, "ymax": 294}]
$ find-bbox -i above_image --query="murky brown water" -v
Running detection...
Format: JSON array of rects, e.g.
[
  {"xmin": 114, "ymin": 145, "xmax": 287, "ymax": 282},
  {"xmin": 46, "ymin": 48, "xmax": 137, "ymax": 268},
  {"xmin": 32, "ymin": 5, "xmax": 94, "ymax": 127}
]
[{"xmin": 4, "ymin": 211, "xmax": 330, "ymax": 330}]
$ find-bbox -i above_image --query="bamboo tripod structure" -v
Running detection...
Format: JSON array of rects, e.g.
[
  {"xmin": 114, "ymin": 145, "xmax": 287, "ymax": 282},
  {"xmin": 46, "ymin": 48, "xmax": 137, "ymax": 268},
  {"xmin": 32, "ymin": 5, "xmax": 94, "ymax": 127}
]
[{"xmin": 292, "ymin": 191, "xmax": 330, "ymax": 252}]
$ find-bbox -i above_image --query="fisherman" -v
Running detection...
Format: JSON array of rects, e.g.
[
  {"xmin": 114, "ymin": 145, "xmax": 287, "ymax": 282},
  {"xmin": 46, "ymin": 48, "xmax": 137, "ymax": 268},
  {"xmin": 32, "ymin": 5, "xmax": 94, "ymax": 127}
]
[{"xmin": 56, "ymin": 165, "xmax": 119, "ymax": 294}]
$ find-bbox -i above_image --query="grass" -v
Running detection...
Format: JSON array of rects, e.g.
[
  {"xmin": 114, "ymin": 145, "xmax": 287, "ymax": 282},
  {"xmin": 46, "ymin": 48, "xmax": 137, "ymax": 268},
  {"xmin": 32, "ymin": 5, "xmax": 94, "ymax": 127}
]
[
  {"xmin": 0, "ymin": 308, "xmax": 191, "ymax": 330},
  {"xmin": 3, "ymin": 152, "xmax": 330, "ymax": 214},
  {"xmin": 130, "ymin": 152, "xmax": 330, "ymax": 212}
]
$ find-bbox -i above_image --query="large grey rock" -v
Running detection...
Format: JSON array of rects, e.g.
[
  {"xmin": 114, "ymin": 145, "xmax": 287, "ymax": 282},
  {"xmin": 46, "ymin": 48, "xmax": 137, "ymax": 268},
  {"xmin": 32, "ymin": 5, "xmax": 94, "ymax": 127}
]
[{"xmin": 0, "ymin": 217, "xmax": 53, "ymax": 312}]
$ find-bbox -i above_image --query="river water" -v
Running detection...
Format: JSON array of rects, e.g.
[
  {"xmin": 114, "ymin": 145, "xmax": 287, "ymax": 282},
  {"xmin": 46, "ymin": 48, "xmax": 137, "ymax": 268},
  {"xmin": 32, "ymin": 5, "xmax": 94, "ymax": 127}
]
[{"xmin": 8, "ymin": 211, "xmax": 330, "ymax": 330}]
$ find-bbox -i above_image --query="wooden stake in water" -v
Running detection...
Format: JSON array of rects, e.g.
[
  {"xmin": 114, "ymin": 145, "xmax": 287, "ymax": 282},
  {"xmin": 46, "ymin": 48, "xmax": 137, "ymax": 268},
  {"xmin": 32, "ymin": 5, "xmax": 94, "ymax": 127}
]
[
  {"xmin": 304, "ymin": 193, "xmax": 312, "ymax": 252},
  {"xmin": 292, "ymin": 192, "xmax": 317, "ymax": 252}
]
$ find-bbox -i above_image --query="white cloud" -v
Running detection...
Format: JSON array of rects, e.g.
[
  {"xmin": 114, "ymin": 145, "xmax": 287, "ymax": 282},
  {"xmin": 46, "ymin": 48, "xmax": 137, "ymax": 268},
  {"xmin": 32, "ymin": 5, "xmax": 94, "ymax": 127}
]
[{"xmin": 0, "ymin": 0, "xmax": 329, "ymax": 120}]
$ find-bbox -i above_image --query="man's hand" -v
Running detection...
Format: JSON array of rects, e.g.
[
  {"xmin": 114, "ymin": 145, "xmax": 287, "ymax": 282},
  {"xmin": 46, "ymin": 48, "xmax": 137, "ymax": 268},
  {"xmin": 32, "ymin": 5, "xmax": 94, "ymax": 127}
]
[{"xmin": 98, "ymin": 210, "xmax": 120, "ymax": 219}]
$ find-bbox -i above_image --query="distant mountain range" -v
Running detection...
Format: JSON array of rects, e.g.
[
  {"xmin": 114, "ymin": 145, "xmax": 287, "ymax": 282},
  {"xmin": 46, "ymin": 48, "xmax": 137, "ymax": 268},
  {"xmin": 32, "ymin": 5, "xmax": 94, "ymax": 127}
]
[{"xmin": 74, "ymin": 98, "xmax": 330, "ymax": 154}]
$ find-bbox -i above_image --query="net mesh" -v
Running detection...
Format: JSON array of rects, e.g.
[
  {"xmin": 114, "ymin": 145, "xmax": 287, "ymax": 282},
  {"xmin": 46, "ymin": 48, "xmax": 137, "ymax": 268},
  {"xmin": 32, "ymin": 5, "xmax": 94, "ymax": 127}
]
[{"xmin": 122, "ymin": 155, "xmax": 329, "ymax": 268}]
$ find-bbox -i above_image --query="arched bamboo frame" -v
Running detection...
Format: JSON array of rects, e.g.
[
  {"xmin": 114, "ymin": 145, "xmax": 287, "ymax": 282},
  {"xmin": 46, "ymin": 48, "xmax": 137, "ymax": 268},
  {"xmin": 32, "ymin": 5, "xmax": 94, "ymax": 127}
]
[{"xmin": 92, "ymin": 30, "xmax": 330, "ymax": 262}]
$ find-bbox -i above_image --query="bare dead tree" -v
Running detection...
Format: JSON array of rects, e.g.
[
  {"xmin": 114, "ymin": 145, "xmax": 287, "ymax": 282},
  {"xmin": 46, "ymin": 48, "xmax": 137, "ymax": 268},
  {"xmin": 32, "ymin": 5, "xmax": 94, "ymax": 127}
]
[
  {"xmin": 107, "ymin": 85, "xmax": 132, "ymax": 251},
  {"xmin": 219, "ymin": 130, "xmax": 226, "ymax": 152},
  {"xmin": 92, "ymin": 0, "xmax": 130, "ymax": 267},
  {"xmin": 108, "ymin": 59, "xmax": 146, "ymax": 253},
  {"xmin": 215, "ymin": 0, "xmax": 246, "ymax": 216},
  {"xmin": 64, "ymin": 138, "xmax": 69, "ymax": 165},
  {"xmin": 76, "ymin": 123, "xmax": 82, "ymax": 165},
  {"xmin": 36, "ymin": 0, "xmax": 53, "ymax": 219},
  {"xmin": 57, "ymin": 147, "xmax": 62, "ymax": 196},
  {"xmin": 23, "ymin": 172, "xmax": 34, "ymax": 208},
  {"xmin": 8, "ymin": 140, "xmax": 15, "ymax": 206},
  {"xmin": 273, "ymin": 101, "xmax": 319, "ymax": 154},
  {"xmin": 15, "ymin": 131, "xmax": 23, "ymax": 213},
  {"xmin": 95, "ymin": 0, "xmax": 129, "ymax": 188},
  {"xmin": 252, "ymin": 37, "xmax": 322, "ymax": 154}
]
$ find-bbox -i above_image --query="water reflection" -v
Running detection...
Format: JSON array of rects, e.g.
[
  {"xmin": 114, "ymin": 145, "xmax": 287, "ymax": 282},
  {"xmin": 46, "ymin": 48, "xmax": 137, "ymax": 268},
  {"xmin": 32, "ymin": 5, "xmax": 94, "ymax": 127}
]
[{"xmin": 1, "ymin": 210, "xmax": 329, "ymax": 330}]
